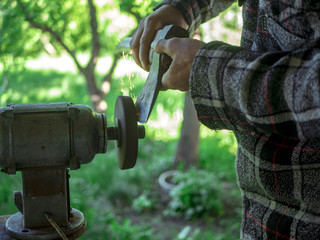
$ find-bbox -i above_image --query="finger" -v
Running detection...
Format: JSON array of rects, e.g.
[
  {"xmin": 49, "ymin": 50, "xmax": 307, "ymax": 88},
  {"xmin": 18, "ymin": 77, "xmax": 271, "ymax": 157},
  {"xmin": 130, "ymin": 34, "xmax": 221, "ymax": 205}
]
[
  {"xmin": 152, "ymin": 38, "xmax": 179, "ymax": 58},
  {"xmin": 161, "ymin": 62, "xmax": 189, "ymax": 91},
  {"xmin": 161, "ymin": 66, "xmax": 181, "ymax": 90},
  {"xmin": 160, "ymin": 70, "xmax": 171, "ymax": 91},
  {"xmin": 130, "ymin": 25, "xmax": 144, "ymax": 69},
  {"xmin": 139, "ymin": 25, "xmax": 157, "ymax": 71},
  {"xmin": 152, "ymin": 39, "xmax": 168, "ymax": 55}
]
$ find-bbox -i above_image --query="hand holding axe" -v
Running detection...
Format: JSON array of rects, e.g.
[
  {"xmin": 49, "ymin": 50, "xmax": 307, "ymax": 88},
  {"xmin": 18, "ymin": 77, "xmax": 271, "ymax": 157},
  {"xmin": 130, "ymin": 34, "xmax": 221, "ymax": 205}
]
[{"xmin": 117, "ymin": 25, "xmax": 189, "ymax": 123}]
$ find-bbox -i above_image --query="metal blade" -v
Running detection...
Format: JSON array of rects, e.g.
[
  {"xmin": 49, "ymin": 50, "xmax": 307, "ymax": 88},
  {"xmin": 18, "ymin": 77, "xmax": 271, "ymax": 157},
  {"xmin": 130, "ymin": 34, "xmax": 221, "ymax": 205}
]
[
  {"xmin": 116, "ymin": 38, "xmax": 131, "ymax": 53},
  {"xmin": 117, "ymin": 25, "xmax": 189, "ymax": 124},
  {"xmin": 135, "ymin": 52, "xmax": 163, "ymax": 123},
  {"xmin": 135, "ymin": 25, "xmax": 189, "ymax": 123}
]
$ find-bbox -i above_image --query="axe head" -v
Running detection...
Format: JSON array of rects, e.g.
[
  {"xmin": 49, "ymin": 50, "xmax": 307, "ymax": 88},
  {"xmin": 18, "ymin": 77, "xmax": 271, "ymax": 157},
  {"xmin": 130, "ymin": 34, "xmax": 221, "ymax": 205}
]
[{"xmin": 133, "ymin": 25, "xmax": 189, "ymax": 123}]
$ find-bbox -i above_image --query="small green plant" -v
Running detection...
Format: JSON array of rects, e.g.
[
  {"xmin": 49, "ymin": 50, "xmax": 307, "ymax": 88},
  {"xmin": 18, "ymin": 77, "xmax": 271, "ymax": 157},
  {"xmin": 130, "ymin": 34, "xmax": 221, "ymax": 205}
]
[
  {"xmin": 165, "ymin": 168, "xmax": 223, "ymax": 220},
  {"xmin": 105, "ymin": 213, "xmax": 154, "ymax": 240},
  {"xmin": 132, "ymin": 191, "xmax": 154, "ymax": 213}
]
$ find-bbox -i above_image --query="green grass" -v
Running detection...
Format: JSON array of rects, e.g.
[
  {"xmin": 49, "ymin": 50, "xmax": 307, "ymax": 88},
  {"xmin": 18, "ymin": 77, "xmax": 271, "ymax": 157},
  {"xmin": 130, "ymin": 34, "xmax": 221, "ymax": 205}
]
[
  {"xmin": 199, "ymin": 130, "xmax": 237, "ymax": 182},
  {"xmin": 0, "ymin": 67, "xmax": 240, "ymax": 239},
  {"xmin": 1, "ymin": 69, "xmax": 90, "ymax": 105}
]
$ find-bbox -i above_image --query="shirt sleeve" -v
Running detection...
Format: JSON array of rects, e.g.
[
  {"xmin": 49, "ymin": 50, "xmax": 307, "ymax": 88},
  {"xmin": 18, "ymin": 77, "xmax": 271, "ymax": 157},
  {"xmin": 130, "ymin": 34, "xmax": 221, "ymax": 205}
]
[
  {"xmin": 190, "ymin": 39, "xmax": 320, "ymax": 140},
  {"xmin": 154, "ymin": 0, "xmax": 236, "ymax": 34}
]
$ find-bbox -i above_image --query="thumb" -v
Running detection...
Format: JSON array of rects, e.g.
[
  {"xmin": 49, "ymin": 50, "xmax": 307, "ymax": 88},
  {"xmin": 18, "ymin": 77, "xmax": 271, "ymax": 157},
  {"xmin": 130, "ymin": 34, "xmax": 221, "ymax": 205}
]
[{"xmin": 151, "ymin": 39, "xmax": 172, "ymax": 56}]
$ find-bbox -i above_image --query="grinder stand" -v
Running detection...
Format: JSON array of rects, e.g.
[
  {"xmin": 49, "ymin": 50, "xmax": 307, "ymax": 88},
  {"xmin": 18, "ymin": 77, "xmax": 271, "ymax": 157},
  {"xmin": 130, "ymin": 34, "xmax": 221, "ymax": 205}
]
[
  {"xmin": 6, "ymin": 168, "xmax": 85, "ymax": 240},
  {"xmin": 0, "ymin": 96, "xmax": 145, "ymax": 240}
]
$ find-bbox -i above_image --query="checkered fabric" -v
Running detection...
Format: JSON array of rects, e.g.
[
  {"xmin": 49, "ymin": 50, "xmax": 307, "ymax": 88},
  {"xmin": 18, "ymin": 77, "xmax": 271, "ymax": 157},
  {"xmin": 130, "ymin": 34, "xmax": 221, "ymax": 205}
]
[{"xmin": 157, "ymin": 0, "xmax": 320, "ymax": 239}]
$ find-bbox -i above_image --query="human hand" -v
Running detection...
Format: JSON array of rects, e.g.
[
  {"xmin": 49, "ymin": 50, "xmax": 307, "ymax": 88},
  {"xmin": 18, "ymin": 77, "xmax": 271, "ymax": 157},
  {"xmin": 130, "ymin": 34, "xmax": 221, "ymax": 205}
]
[
  {"xmin": 152, "ymin": 38, "xmax": 205, "ymax": 91},
  {"xmin": 130, "ymin": 5, "xmax": 188, "ymax": 71}
]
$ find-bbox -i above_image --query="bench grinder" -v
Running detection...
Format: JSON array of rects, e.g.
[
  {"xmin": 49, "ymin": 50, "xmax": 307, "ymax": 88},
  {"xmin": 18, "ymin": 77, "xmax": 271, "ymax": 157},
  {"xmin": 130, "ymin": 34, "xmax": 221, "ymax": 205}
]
[
  {"xmin": 0, "ymin": 24, "xmax": 189, "ymax": 240},
  {"xmin": 0, "ymin": 96, "xmax": 145, "ymax": 239}
]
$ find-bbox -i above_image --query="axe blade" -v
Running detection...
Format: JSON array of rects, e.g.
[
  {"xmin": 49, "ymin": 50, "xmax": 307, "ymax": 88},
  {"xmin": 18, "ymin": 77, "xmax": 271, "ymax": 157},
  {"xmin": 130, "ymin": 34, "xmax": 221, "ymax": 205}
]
[
  {"xmin": 117, "ymin": 25, "xmax": 189, "ymax": 124},
  {"xmin": 116, "ymin": 38, "xmax": 131, "ymax": 53}
]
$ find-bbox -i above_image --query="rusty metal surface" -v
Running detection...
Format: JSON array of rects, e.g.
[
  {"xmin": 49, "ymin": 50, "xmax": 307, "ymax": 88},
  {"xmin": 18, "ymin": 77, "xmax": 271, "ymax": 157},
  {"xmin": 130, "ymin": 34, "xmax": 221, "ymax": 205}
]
[
  {"xmin": 0, "ymin": 215, "xmax": 15, "ymax": 240},
  {"xmin": 0, "ymin": 103, "xmax": 107, "ymax": 173},
  {"xmin": 5, "ymin": 209, "xmax": 86, "ymax": 240},
  {"xmin": 0, "ymin": 101, "xmax": 145, "ymax": 239},
  {"xmin": 21, "ymin": 168, "xmax": 69, "ymax": 228},
  {"xmin": 0, "ymin": 103, "xmax": 102, "ymax": 239}
]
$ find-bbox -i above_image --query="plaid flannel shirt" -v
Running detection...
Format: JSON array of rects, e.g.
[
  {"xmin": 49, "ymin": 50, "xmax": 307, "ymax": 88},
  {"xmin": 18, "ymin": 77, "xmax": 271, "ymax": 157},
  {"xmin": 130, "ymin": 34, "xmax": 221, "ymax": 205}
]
[{"xmin": 157, "ymin": 0, "xmax": 320, "ymax": 239}]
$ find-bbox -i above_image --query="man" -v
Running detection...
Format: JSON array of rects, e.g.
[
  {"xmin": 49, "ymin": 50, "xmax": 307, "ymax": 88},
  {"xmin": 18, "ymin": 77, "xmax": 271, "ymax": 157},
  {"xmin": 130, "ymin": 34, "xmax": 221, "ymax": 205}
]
[{"xmin": 130, "ymin": 0, "xmax": 320, "ymax": 239}]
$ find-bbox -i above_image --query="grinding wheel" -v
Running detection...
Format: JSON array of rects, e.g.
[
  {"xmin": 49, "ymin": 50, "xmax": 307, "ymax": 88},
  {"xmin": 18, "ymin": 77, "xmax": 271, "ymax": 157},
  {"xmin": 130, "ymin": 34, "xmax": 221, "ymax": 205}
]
[{"xmin": 114, "ymin": 96, "xmax": 139, "ymax": 169}]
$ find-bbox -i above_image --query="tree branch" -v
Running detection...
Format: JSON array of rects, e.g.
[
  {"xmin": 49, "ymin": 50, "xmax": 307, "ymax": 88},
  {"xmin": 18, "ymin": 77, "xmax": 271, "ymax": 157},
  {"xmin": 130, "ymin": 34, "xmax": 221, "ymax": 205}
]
[
  {"xmin": 16, "ymin": 0, "xmax": 85, "ymax": 73},
  {"xmin": 102, "ymin": 53, "xmax": 121, "ymax": 83},
  {"xmin": 100, "ymin": 26, "xmax": 136, "ymax": 85},
  {"xmin": 126, "ymin": 5, "xmax": 142, "ymax": 23},
  {"xmin": 87, "ymin": 0, "xmax": 100, "ymax": 72}
]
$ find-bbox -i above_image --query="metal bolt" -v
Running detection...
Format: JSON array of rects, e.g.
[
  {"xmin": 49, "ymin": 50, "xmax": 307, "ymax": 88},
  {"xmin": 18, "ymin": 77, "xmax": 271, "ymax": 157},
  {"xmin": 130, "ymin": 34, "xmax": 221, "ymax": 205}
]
[
  {"xmin": 138, "ymin": 125, "xmax": 145, "ymax": 139},
  {"xmin": 107, "ymin": 126, "xmax": 118, "ymax": 141}
]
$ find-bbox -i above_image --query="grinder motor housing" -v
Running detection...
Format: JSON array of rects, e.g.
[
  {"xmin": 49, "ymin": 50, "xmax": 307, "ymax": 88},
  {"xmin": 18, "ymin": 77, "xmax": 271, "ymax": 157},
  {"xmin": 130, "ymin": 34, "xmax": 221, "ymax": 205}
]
[
  {"xmin": 0, "ymin": 102, "xmax": 107, "ymax": 173},
  {"xmin": 0, "ymin": 97, "xmax": 144, "ymax": 239}
]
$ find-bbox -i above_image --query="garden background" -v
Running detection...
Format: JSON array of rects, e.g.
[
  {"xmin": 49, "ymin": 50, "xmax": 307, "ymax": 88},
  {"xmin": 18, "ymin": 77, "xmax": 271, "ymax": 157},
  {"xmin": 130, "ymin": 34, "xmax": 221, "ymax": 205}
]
[{"xmin": 0, "ymin": 1, "xmax": 243, "ymax": 239}]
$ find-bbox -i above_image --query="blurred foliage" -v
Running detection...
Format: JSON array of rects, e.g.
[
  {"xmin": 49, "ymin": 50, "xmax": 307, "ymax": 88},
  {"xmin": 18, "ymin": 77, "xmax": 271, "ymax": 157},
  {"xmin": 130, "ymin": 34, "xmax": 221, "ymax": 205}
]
[
  {"xmin": 0, "ymin": 69, "xmax": 90, "ymax": 105},
  {"xmin": 165, "ymin": 169, "xmax": 223, "ymax": 220},
  {"xmin": 0, "ymin": 0, "xmax": 243, "ymax": 238},
  {"xmin": 199, "ymin": 130, "xmax": 237, "ymax": 182},
  {"xmin": 106, "ymin": 216, "xmax": 154, "ymax": 240},
  {"xmin": 173, "ymin": 225, "xmax": 240, "ymax": 240},
  {"xmin": 0, "ymin": 173, "xmax": 21, "ymax": 215},
  {"xmin": 0, "ymin": 0, "xmax": 164, "ymax": 67},
  {"xmin": 132, "ymin": 191, "xmax": 154, "ymax": 213},
  {"xmin": 118, "ymin": 0, "xmax": 161, "ymax": 22},
  {"xmin": 0, "ymin": 68, "xmax": 240, "ymax": 239},
  {"xmin": 0, "ymin": 1, "xmax": 42, "ymax": 60},
  {"xmin": 220, "ymin": 2, "xmax": 242, "ymax": 31},
  {"xmin": 0, "ymin": 0, "xmax": 242, "ymax": 64},
  {"xmin": 0, "ymin": 0, "xmax": 118, "ymax": 58}
]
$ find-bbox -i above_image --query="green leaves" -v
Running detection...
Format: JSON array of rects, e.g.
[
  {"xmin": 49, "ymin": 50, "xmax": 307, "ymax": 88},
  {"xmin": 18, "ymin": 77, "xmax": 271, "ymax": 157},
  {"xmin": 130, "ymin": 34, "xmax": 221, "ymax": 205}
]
[
  {"xmin": 0, "ymin": 0, "xmax": 42, "ymax": 59},
  {"xmin": 165, "ymin": 169, "xmax": 224, "ymax": 220},
  {"xmin": 0, "ymin": 0, "xmax": 117, "ymax": 61},
  {"xmin": 118, "ymin": 0, "xmax": 161, "ymax": 21}
]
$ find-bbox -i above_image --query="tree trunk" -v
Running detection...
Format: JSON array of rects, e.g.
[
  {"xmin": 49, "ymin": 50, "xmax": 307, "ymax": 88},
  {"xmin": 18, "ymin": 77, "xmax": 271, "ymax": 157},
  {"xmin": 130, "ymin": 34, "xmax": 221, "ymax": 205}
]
[
  {"xmin": 173, "ymin": 28, "xmax": 202, "ymax": 169},
  {"xmin": 174, "ymin": 91, "xmax": 200, "ymax": 169},
  {"xmin": 101, "ymin": 53, "xmax": 121, "ymax": 95},
  {"xmin": 82, "ymin": 68, "xmax": 106, "ymax": 113}
]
